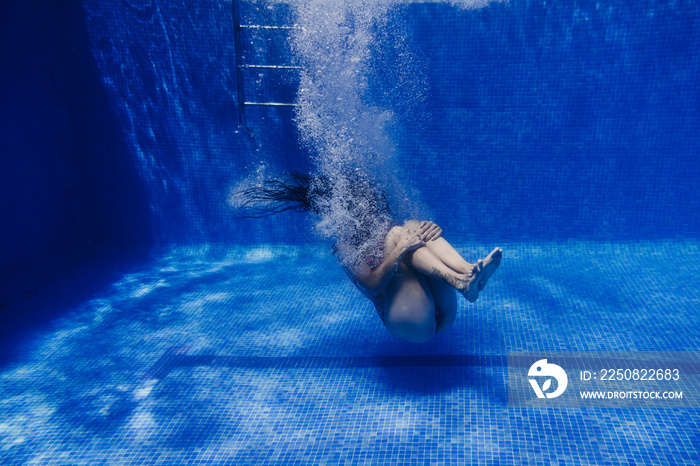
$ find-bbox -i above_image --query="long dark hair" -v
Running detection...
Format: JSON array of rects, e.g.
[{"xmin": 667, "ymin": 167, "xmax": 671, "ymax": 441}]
[
  {"xmin": 232, "ymin": 170, "xmax": 396, "ymax": 248},
  {"xmin": 231, "ymin": 171, "xmax": 328, "ymax": 218}
]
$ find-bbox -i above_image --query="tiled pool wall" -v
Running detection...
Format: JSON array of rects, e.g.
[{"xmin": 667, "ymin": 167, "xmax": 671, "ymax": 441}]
[
  {"xmin": 82, "ymin": 0, "xmax": 700, "ymax": 245},
  {"xmin": 1, "ymin": 0, "xmax": 151, "ymax": 305},
  {"xmin": 391, "ymin": 0, "xmax": 700, "ymax": 241}
]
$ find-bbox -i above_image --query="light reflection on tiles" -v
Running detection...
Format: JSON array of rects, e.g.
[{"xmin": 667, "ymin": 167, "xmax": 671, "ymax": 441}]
[{"xmin": 1, "ymin": 242, "xmax": 699, "ymax": 465}]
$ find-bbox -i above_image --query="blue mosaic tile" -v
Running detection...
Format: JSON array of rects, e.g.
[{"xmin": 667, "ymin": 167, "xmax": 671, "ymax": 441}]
[{"xmin": 1, "ymin": 243, "xmax": 699, "ymax": 464}]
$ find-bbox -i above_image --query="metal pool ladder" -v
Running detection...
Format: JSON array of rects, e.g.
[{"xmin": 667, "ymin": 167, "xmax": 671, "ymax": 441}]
[{"xmin": 232, "ymin": 0, "xmax": 302, "ymax": 138}]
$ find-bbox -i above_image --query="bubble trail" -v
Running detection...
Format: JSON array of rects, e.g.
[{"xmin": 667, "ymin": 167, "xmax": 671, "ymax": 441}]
[{"xmin": 287, "ymin": 0, "xmax": 503, "ymax": 254}]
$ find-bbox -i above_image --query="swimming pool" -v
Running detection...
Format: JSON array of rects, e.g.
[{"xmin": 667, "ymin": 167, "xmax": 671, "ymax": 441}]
[{"xmin": 2, "ymin": 0, "xmax": 699, "ymax": 464}]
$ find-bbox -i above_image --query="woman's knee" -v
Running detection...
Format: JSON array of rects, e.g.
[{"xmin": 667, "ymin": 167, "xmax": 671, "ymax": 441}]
[
  {"xmin": 387, "ymin": 226, "xmax": 404, "ymax": 240},
  {"xmin": 403, "ymin": 220, "xmax": 421, "ymax": 231},
  {"xmin": 386, "ymin": 221, "xmax": 427, "ymax": 247},
  {"xmin": 384, "ymin": 226, "xmax": 406, "ymax": 253}
]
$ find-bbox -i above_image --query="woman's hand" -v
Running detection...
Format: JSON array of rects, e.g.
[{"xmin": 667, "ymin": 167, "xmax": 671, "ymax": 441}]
[
  {"xmin": 420, "ymin": 221, "xmax": 443, "ymax": 242},
  {"xmin": 398, "ymin": 228, "xmax": 424, "ymax": 253}
]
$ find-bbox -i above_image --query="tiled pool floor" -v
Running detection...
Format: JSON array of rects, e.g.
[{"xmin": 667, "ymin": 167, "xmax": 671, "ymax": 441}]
[{"xmin": 1, "ymin": 242, "xmax": 699, "ymax": 465}]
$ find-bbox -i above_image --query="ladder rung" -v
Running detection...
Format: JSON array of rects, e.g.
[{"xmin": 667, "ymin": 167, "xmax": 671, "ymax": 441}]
[
  {"xmin": 239, "ymin": 65, "xmax": 302, "ymax": 70},
  {"xmin": 244, "ymin": 102, "xmax": 298, "ymax": 107},
  {"xmin": 240, "ymin": 25, "xmax": 302, "ymax": 30}
]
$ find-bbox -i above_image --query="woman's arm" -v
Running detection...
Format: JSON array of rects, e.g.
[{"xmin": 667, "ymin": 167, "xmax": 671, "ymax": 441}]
[{"xmin": 349, "ymin": 228, "xmax": 424, "ymax": 294}]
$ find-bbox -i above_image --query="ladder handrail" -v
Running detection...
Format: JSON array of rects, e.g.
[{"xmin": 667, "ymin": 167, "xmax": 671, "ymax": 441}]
[
  {"xmin": 232, "ymin": 0, "xmax": 253, "ymax": 138},
  {"xmin": 245, "ymin": 102, "xmax": 298, "ymax": 107},
  {"xmin": 240, "ymin": 25, "xmax": 302, "ymax": 30},
  {"xmin": 238, "ymin": 64, "xmax": 302, "ymax": 70},
  {"xmin": 232, "ymin": 0, "xmax": 301, "ymax": 140}
]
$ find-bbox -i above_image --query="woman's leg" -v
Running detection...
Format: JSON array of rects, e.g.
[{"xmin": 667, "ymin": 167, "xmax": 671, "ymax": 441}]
[
  {"xmin": 381, "ymin": 227, "xmax": 437, "ymax": 343},
  {"xmin": 388, "ymin": 225, "xmax": 482, "ymax": 302},
  {"xmin": 395, "ymin": 222, "xmax": 459, "ymax": 331},
  {"xmin": 379, "ymin": 221, "xmax": 502, "ymax": 342},
  {"xmin": 379, "ymin": 221, "xmax": 493, "ymax": 343},
  {"xmin": 405, "ymin": 220, "xmax": 503, "ymax": 292},
  {"xmin": 403, "ymin": 220, "xmax": 473, "ymax": 274}
]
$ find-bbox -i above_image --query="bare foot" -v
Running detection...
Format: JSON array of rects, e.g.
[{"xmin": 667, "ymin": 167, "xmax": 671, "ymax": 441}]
[
  {"xmin": 477, "ymin": 247, "xmax": 502, "ymax": 292},
  {"xmin": 457, "ymin": 259, "xmax": 483, "ymax": 303}
]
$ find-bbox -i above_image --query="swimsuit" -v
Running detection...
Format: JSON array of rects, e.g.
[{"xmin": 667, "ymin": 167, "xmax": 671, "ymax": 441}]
[{"xmin": 358, "ymin": 238, "xmax": 386, "ymax": 272}]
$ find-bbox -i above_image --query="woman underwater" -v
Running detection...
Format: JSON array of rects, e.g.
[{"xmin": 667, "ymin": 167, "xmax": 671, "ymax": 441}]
[{"xmin": 234, "ymin": 170, "xmax": 502, "ymax": 344}]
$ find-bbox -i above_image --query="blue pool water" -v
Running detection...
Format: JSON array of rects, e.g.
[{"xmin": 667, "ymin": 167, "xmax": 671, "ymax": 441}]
[{"xmin": 2, "ymin": 0, "xmax": 700, "ymax": 465}]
